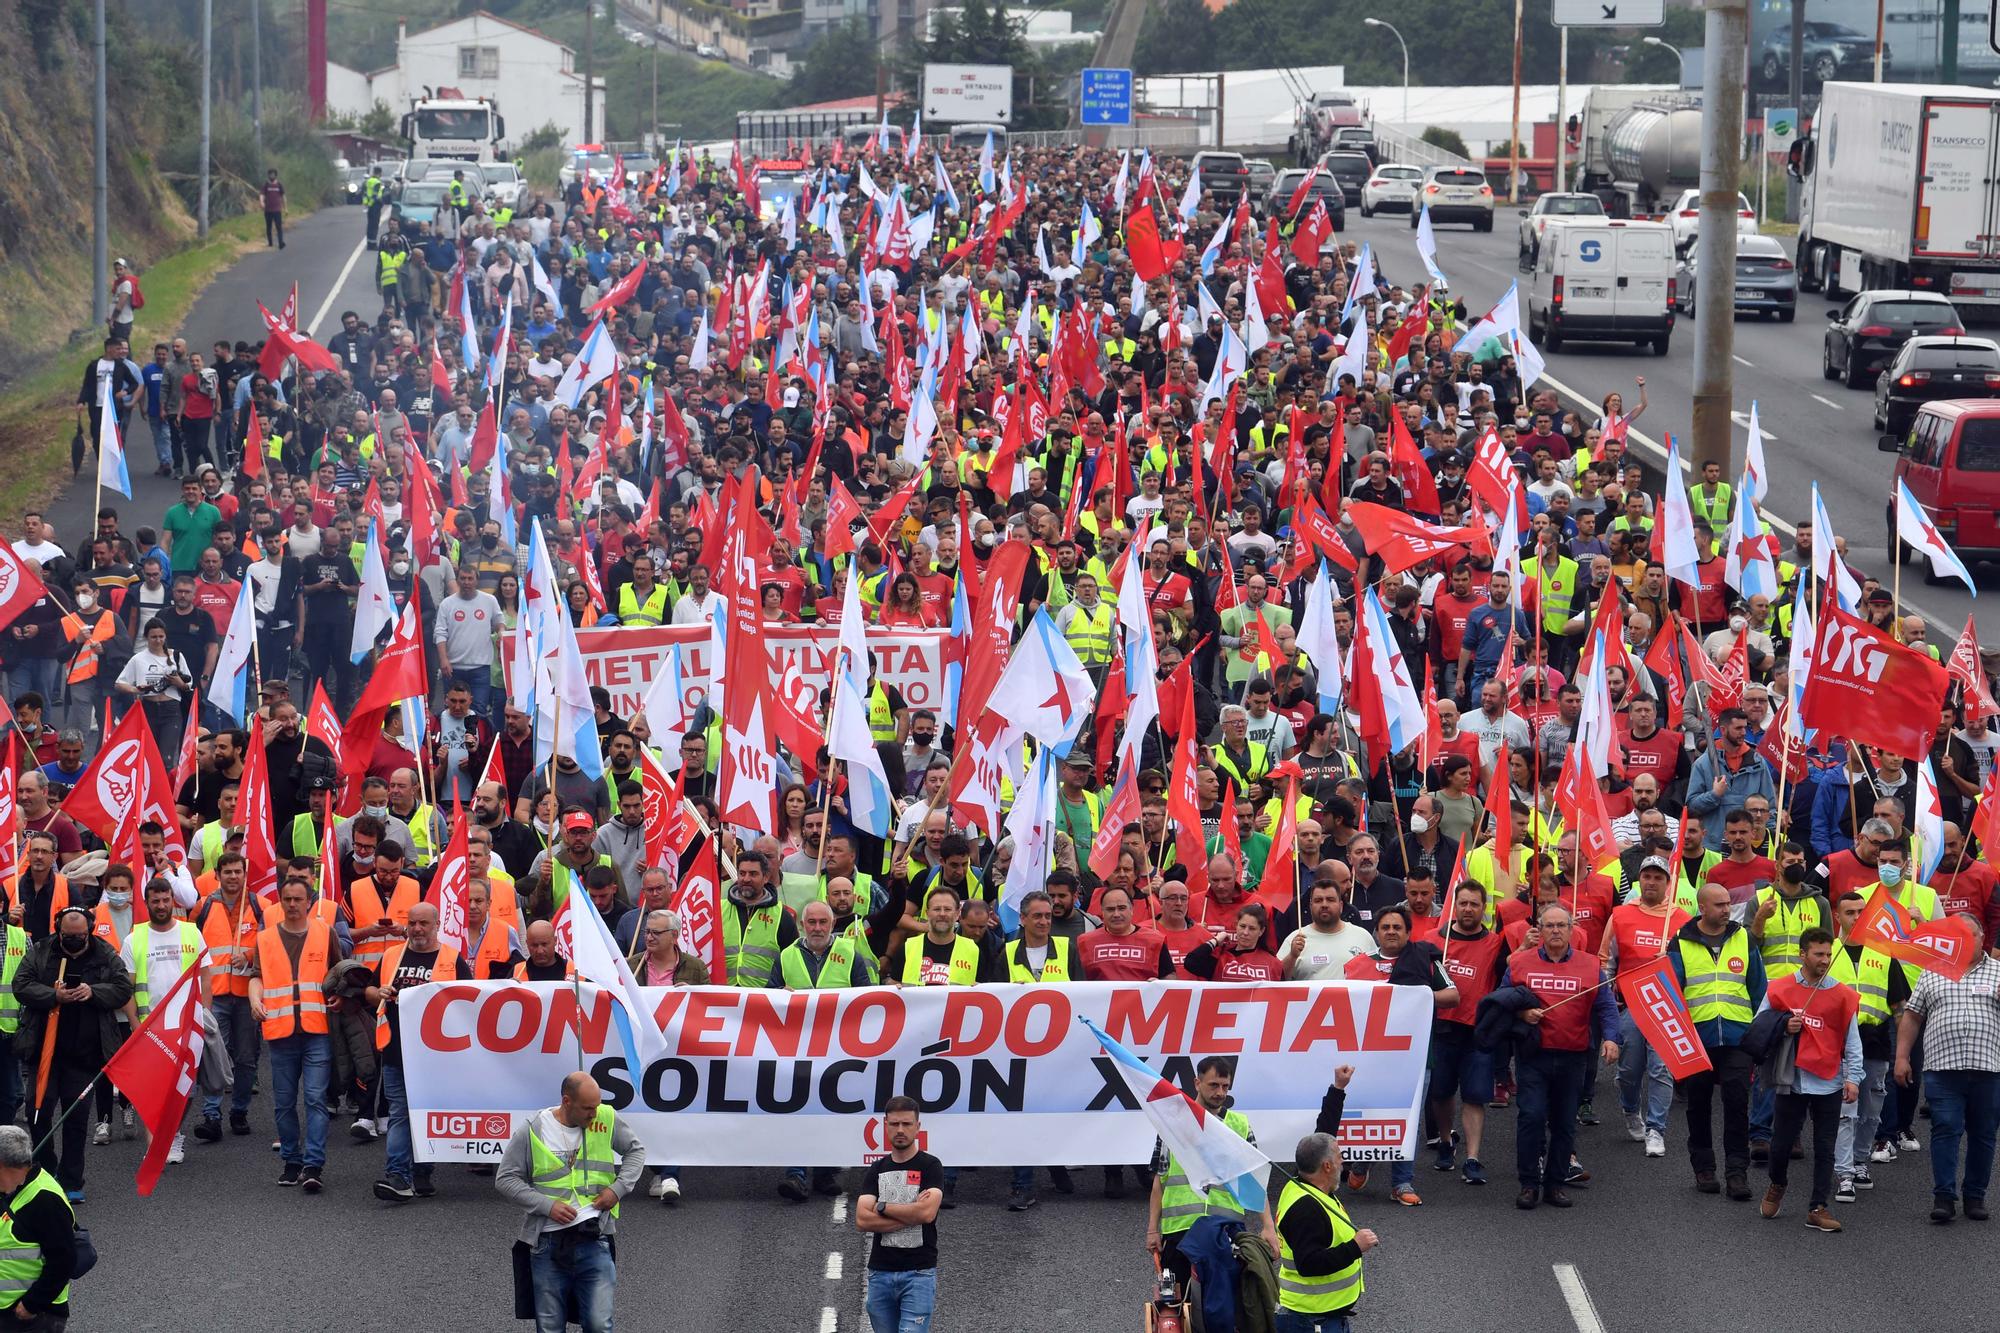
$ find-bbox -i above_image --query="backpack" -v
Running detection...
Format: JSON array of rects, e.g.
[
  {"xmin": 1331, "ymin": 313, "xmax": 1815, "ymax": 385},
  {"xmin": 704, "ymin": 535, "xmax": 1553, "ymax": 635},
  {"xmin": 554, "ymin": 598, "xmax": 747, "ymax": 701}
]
[{"xmin": 128, "ymin": 276, "xmax": 146, "ymax": 311}]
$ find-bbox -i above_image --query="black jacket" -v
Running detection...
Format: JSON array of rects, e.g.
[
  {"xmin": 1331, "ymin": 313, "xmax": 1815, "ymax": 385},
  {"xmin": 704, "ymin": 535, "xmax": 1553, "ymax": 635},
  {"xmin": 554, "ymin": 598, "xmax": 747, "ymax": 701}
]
[
  {"xmin": 1474, "ymin": 984, "xmax": 1544, "ymax": 1055},
  {"xmin": 13, "ymin": 934, "xmax": 133, "ymax": 1068}
]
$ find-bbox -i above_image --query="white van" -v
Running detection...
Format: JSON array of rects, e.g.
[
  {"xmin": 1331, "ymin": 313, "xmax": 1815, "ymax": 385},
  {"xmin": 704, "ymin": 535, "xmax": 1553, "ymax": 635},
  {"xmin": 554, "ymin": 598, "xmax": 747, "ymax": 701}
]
[{"xmin": 1526, "ymin": 219, "xmax": 1677, "ymax": 355}]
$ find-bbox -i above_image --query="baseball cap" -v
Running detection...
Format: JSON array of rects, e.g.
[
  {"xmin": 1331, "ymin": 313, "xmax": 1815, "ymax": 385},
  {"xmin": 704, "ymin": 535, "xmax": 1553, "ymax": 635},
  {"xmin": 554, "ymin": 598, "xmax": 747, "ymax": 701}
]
[
  {"xmin": 562, "ymin": 811, "xmax": 596, "ymax": 834},
  {"xmin": 1640, "ymin": 855, "xmax": 1672, "ymax": 874}
]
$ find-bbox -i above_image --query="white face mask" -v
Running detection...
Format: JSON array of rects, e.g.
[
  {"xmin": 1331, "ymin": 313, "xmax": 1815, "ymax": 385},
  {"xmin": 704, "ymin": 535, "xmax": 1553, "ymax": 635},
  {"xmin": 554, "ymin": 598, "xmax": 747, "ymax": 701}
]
[
  {"xmin": 105, "ymin": 890, "xmax": 131, "ymax": 908},
  {"xmin": 1729, "ymin": 615, "xmax": 1748, "ymax": 633},
  {"xmin": 362, "ymin": 803, "xmax": 388, "ymax": 820},
  {"xmin": 75, "ymin": 593, "xmax": 95, "ymax": 610},
  {"xmin": 1408, "ymin": 814, "xmax": 1430, "ymax": 835}
]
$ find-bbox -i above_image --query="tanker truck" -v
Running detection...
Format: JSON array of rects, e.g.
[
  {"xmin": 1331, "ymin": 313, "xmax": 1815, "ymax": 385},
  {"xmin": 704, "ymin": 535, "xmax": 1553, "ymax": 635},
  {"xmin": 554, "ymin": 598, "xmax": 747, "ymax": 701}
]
[{"xmin": 1572, "ymin": 87, "xmax": 1701, "ymax": 221}]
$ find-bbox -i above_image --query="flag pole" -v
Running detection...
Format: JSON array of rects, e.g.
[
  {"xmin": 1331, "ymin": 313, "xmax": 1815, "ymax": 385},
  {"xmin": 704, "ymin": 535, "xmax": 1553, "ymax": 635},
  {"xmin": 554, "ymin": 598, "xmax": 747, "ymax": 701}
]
[
  {"xmin": 1892, "ymin": 528, "xmax": 1903, "ymax": 627},
  {"xmin": 29, "ymin": 1072, "xmax": 105, "ymax": 1162}
]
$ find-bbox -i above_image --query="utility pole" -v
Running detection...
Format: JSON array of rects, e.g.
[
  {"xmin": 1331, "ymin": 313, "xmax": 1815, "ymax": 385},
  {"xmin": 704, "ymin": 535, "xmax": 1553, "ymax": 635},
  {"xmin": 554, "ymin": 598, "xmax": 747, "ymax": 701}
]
[
  {"xmin": 251, "ymin": 0, "xmax": 264, "ymax": 171},
  {"xmin": 1554, "ymin": 27, "xmax": 1569, "ymax": 195},
  {"xmin": 652, "ymin": 0, "xmax": 661, "ymax": 151},
  {"xmin": 1787, "ymin": 0, "xmax": 1803, "ymax": 223},
  {"xmin": 1690, "ymin": 0, "xmax": 1749, "ymax": 476},
  {"xmin": 1942, "ymin": 0, "xmax": 1961, "ymax": 82},
  {"xmin": 200, "ymin": 0, "xmax": 213, "ymax": 238},
  {"xmin": 92, "ymin": 0, "xmax": 107, "ymax": 328},
  {"xmin": 1508, "ymin": 0, "xmax": 1524, "ymax": 204},
  {"xmin": 585, "ymin": 0, "xmax": 596, "ymax": 143}
]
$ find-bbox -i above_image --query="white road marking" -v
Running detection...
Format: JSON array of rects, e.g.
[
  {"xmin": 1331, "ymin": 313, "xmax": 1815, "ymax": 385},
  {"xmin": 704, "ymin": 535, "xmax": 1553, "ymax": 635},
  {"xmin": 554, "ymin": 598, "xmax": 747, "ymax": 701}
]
[
  {"xmin": 1729, "ymin": 410, "xmax": 1774, "ymax": 439},
  {"xmin": 819, "ymin": 1307, "xmax": 838, "ymax": 1333},
  {"xmin": 1811, "ymin": 393, "xmax": 1845, "ymax": 411},
  {"xmin": 1553, "ymin": 1263, "xmax": 1608, "ymax": 1333},
  {"xmin": 825, "ymin": 1251, "xmax": 845, "ymax": 1280},
  {"xmin": 830, "ymin": 1194, "xmax": 847, "ymax": 1223},
  {"xmin": 304, "ymin": 237, "xmax": 370, "ymax": 338},
  {"xmin": 1732, "ymin": 354, "xmax": 1755, "ymax": 368}
]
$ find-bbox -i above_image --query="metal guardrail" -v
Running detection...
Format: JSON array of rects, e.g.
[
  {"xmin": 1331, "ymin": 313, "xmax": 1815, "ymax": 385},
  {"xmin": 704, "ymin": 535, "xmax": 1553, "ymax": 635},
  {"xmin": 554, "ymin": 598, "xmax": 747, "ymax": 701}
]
[{"xmin": 1371, "ymin": 123, "xmax": 1480, "ymax": 173}]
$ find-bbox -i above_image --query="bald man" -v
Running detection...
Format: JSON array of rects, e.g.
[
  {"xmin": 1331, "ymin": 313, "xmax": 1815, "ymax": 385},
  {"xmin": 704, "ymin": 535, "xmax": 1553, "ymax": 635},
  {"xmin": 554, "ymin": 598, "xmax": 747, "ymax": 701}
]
[{"xmin": 496, "ymin": 1071, "xmax": 647, "ymax": 1332}]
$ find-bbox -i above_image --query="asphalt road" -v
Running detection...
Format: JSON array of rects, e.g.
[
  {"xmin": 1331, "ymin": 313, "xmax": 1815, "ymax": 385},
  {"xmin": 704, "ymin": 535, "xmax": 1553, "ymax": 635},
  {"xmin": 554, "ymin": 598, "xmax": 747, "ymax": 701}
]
[
  {"xmin": 69, "ymin": 1067, "xmax": 1995, "ymax": 1333},
  {"xmin": 42, "ymin": 206, "xmax": 378, "ymax": 558},
  {"xmin": 1339, "ymin": 204, "xmax": 1999, "ymax": 642}
]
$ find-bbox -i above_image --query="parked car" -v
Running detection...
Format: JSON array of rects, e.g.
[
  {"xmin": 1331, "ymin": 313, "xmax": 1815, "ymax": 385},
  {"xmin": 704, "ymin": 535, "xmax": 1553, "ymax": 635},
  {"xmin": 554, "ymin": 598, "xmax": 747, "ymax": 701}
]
[
  {"xmin": 340, "ymin": 166, "xmax": 369, "ymax": 206},
  {"xmin": 1244, "ymin": 158, "xmax": 1277, "ymax": 206},
  {"xmin": 1675, "ymin": 233, "xmax": 1797, "ymax": 320},
  {"xmin": 695, "ymin": 42, "xmax": 725, "ymax": 60},
  {"xmin": 1665, "ymin": 187, "xmax": 1758, "ymax": 254},
  {"xmin": 1516, "ymin": 192, "xmax": 1605, "ymax": 268},
  {"xmin": 1872, "ymin": 336, "xmax": 2000, "ymax": 437},
  {"xmin": 481, "ymin": 161, "xmax": 524, "ymax": 208},
  {"xmin": 1824, "ymin": 290, "xmax": 1966, "ymax": 388},
  {"xmin": 1316, "ymin": 151, "xmax": 1374, "ymax": 207},
  {"xmin": 1411, "ymin": 165, "xmax": 1494, "ymax": 231},
  {"xmin": 1360, "ymin": 163, "xmax": 1423, "ymax": 217},
  {"xmin": 391, "ymin": 181, "xmax": 452, "ymax": 227},
  {"xmin": 1191, "ymin": 151, "xmax": 1252, "ymax": 204},
  {"xmin": 1759, "ymin": 21, "xmax": 1888, "ymax": 87},
  {"xmin": 1270, "ymin": 167, "xmax": 1346, "ymax": 232},
  {"xmin": 1880, "ymin": 398, "xmax": 2000, "ymax": 577}
]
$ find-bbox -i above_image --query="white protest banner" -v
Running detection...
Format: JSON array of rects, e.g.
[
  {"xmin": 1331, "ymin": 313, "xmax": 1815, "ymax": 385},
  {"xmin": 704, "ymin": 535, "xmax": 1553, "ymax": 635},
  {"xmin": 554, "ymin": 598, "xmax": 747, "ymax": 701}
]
[
  {"xmin": 575, "ymin": 623, "xmax": 949, "ymax": 723},
  {"xmin": 401, "ymin": 980, "xmax": 1433, "ymax": 1166}
]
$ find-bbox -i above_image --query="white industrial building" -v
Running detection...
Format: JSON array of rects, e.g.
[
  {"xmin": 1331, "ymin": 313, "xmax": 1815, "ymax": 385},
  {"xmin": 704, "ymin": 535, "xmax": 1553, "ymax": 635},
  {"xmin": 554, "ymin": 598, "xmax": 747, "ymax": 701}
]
[{"xmin": 325, "ymin": 11, "xmax": 606, "ymax": 149}]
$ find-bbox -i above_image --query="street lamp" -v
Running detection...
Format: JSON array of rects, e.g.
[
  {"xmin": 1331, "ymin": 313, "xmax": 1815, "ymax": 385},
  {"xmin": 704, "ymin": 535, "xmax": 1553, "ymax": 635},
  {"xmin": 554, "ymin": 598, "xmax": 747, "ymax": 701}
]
[
  {"xmin": 1364, "ymin": 18, "xmax": 1410, "ymax": 130},
  {"xmin": 1643, "ymin": 35, "xmax": 1688, "ymax": 209},
  {"xmin": 1643, "ymin": 35, "xmax": 1686, "ymax": 87}
]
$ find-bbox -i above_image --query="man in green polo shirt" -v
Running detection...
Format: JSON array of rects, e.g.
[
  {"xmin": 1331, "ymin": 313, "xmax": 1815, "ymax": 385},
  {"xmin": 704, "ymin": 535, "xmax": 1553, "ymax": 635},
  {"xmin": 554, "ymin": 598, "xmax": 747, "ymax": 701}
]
[{"xmin": 161, "ymin": 476, "xmax": 222, "ymax": 575}]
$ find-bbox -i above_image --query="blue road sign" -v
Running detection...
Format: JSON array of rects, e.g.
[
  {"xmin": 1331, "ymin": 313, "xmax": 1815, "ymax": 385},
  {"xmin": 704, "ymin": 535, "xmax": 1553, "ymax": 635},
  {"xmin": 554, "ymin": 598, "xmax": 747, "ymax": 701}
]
[{"xmin": 1080, "ymin": 68, "xmax": 1134, "ymax": 127}]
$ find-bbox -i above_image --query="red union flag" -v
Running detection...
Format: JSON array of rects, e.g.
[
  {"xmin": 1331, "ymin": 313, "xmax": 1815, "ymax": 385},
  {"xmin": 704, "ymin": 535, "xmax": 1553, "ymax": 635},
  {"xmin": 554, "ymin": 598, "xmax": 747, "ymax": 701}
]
[
  {"xmin": 1798, "ymin": 601, "xmax": 1950, "ymax": 760},
  {"xmin": 1947, "ymin": 615, "xmax": 1999, "ymax": 721},
  {"xmin": 427, "ymin": 796, "xmax": 472, "ymax": 957},
  {"xmin": 1853, "ymin": 882, "xmax": 1980, "ymax": 981},
  {"xmin": 1616, "ymin": 954, "xmax": 1713, "ymax": 1080},
  {"xmin": 672, "ymin": 827, "xmax": 727, "ymax": 984},
  {"xmin": 103, "ymin": 954, "xmax": 207, "ymax": 1195},
  {"xmin": 1344, "ymin": 501, "xmax": 1486, "ymax": 575},
  {"xmin": 62, "ymin": 705, "xmax": 187, "ymax": 870}
]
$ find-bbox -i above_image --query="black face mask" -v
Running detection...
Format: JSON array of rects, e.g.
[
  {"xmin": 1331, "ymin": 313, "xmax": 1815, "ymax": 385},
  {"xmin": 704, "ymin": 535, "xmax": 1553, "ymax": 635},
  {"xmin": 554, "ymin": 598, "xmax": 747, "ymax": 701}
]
[
  {"xmin": 482, "ymin": 535, "xmax": 500, "ymax": 550},
  {"xmin": 911, "ymin": 732, "xmax": 935, "ymax": 745},
  {"xmin": 59, "ymin": 934, "xmax": 88, "ymax": 956}
]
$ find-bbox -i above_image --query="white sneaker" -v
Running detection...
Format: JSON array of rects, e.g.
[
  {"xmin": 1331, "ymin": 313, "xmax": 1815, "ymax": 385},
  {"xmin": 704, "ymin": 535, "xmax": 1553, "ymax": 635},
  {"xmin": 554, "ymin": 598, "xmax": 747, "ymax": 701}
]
[
  {"xmin": 350, "ymin": 1118, "xmax": 379, "ymax": 1141},
  {"xmin": 648, "ymin": 1175, "xmax": 668, "ymax": 1198},
  {"xmin": 1871, "ymin": 1143, "xmax": 1896, "ymax": 1163},
  {"xmin": 167, "ymin": 1135, "xmax": 186, "ymax": 1165},
  {"xmin": 1644, "ymin": 1130, "xmax": 1666, "ymax": 1158},
  {"xmin": 121, "ymin": 1106, "xmax": 136, "ymax": 1140},
  {"xmin": 1624, "ymin": 1111, "xmax": 1646, "ymax": 1142},
  {"xmin": 1834, "ymin": 1177, "xmax": 1857, "ymax": 1203},
  {"xmin": 91, "ymin": 1120, "xmax": 110, "ymax": 1146},
  {"xmin": 659, "ymin": 1176, "xmax": 681, "ymax": 1204},
  {"xmin": 1897, "ymin": 1132, "xmax": 1921, "ymax": 1152}
]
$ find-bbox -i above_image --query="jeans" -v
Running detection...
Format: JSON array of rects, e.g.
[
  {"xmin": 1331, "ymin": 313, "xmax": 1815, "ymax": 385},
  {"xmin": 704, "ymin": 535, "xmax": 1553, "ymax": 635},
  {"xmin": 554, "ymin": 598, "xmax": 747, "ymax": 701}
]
[
  {"xmin": 4, "ymin": 660, "xmax": 60, "ymax": 712},
  {"xmin": 530, "ymin": 1232, "xmax": 616, "ymax": 1333},
  {"xmin": 1275, "ymin": 1314, "xmax": 1353, "ymax": 1333},
  {"xmin": 201, "ymin": 994, "xmax": 258, "ymax": 1120},
  {"xmin": 301, "ymin": 621, "xmax": 354, "ymax": 713},
  {"xmin": 382, "ymin": 1063, "xmax": 413, "ymax": 1182},
  {"xmin": 1836, "ymin": 1056, "xmax": 1889, "ymax": 1176},
  {"xmin": 265, "ymin": 209, "xmax": 285, "ymax": 247},
  {"xmin": 1516, "ymin": 1049, "xmax": 1587, "ymax": 1191},
  {"xmin": 1923, "ymin": 1068, "xmax": 2000, "ymax": 1204},
  {"xmin": 1886, "ymin": 1032, "xmax": 1925, "ymax": 1136},
  {"xmin": 1681, "ymin": 1045, "xmax": 1753, "ymax": 1175},
  {"xmin": 1769, "ymin": 1090, "xmax": 1842, "ymax": 1209},
  {"xmin": 1617, "ymin": 1009, "xmax": 1674, "ymax": 1134},
  {"xmin": 181, "ymin": 416, "xmax": 213, "ymax": 471},
  {"xmin": 269, "ymin": 1033, "xmax": 331, "ymax": 1169},
  {"xmin": 147, "ymin": 416, "xmax": 174, "ymax": 469},
  {"xmin": 865, "ymin": 1268, "xmax": 936, "ymax": 1333}
]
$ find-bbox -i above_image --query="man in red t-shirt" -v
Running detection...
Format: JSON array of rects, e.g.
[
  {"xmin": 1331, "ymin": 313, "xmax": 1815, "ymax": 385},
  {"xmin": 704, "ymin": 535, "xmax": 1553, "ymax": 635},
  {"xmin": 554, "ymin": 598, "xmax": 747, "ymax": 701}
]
[
  {"xmin": 758, "ymin": 535, "xmax": 810, "ymax": 618},
  {"xmin": 1703, "ymin": 809, "xmax": 1777, "ymax": 918},
  {"xmin": 1430, "ymin": 882, "xmax": 1509, "ymax": 1182},
  {"xmin": 1617, "ymin": 696, "xmax": 1683, "ymax": 788},
  {"xmin": 1152, "ymin": 879, "xmax": 1213, "ymax": 979},
  {"xmin": 1933, "ymin": 822, "xmax": 2000, "ymax": 939},
  {"xmin": 1507, "ymin": 903, "xmax": 1621, "ymax": 1208},
  {"xmin": 1077, "ymin": 885, "xmax": 1173, "ymax": 981},
  {"xmin": 190, "ymin": 547, "xmax": 241, "ymax": 634},
  {"xmin": 1429, "ymin": 562, "xmax": 1484, "ymax": 695},
  {"xmin": 1602, "ymin": 856, "xmax": 1695, "ymax": 1154}
]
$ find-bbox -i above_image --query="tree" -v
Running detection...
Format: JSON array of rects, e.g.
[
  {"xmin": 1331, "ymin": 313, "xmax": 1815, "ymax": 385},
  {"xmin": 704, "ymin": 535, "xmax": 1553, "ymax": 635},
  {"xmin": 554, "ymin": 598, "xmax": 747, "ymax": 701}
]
[
  {"xmin": 1136, "ymin": 0, "xmax": 1215, "ymax": 75},
  {"xmin": 791, "ymin": 21, "xmax": 881, "ymax": 105},
  {"xmin": 1421, "ymin": 126, "xmax": 1470, "ymax": 158}
]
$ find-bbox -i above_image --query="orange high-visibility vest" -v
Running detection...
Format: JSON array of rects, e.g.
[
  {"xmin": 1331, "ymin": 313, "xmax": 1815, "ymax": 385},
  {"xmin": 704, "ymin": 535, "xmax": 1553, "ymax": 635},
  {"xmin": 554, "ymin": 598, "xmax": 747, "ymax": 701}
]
[
  {"xmin": 348, "ymin": 875, "xmax": 423, "ymax": 969},
  {"xmin": 90, "ymin": 901, "xmax": 121, "ymax": 952},
  {"xmin": 467, "ymin": 920, "xmax": 515, "ymax": 979},
  {"xmin": 63, "ymin": 612, "xmax": 117, "ymax": 684},
  {"xmin": 197, "ymin": 891, "xmax": 263, "ymax": 997},
  {"xmin": 512, "ymin": 959, "xmax": 576, "ymax": 981},
  {"xmin": 374, "ymin": 943, "xmax": 460, "ymax": 1049},
  {"xmin": 257, "ymin": 918, "xmax": 333, "ymax": 1039}
]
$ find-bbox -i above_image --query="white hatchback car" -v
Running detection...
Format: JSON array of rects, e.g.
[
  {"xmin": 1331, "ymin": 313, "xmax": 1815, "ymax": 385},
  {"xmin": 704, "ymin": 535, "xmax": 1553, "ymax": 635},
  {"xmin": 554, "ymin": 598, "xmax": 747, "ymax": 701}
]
[
  {"xmin": 1359, "ymin": 163, "xmax": 1423, "ymax": 217},
  {"xmin": 1667, "ymin": 188, "xmax": 1758, "ymax": 252}
]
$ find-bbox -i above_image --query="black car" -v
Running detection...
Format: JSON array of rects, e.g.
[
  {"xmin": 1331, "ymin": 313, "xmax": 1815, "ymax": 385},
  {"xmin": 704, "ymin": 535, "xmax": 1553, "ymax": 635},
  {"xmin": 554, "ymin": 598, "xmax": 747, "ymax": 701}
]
[
  {"xmin": 1873, "ymin": 336, "xmax": 2000, "ymax": 437},
  {"xmin": 1822, "ymin": 290, "xmax": 1965, "ymax": 389},
  {"xmin": 1270, "ymin": 168, "xmax": 1347, "ymax": 233},
  {"xmin": 1191, "ymin": 151, "xmax": 1251, "ymax": 204},
  {"xmin": 1758, "ymin": 21, "xmax": 1888, "ymax": 87},
  {"xmin": 1319, "ymin": 151, "xmax": 1374, "ymax": 207}
]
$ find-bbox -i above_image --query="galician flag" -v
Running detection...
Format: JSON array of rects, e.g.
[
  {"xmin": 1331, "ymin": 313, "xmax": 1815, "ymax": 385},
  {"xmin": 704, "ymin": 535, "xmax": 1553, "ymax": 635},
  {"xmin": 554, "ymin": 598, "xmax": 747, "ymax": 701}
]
[
  {"xmin": 97, "ymin": 374, "xmax": 130, "ymax": 498},
  {"xmin": 1079, "ymin": 1016, "xmax": 1268, "ymax": 1210}
]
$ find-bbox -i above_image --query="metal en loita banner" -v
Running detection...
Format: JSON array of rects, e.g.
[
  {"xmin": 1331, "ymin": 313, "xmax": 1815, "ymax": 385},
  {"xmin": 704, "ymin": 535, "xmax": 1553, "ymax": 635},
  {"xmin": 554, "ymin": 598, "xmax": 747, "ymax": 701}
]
[
  {"xmin": 573, "ymin": 623, "xmax": 948, "ymax": 724},
  {"xmin": 401, "ymin": 980, "xmax": 1434, "ymax": 1167}
]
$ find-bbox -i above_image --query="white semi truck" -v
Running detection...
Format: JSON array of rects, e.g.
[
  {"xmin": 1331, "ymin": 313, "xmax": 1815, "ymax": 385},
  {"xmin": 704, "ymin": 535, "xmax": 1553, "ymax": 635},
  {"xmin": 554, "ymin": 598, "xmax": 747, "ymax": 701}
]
[
  {"xmin": 400, "ymin": 91, "xmax": 507, "ymax": 161},
  {"xmin": 1791, "ymin": 81, "xmax": 2000, "ymax": 305}
]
